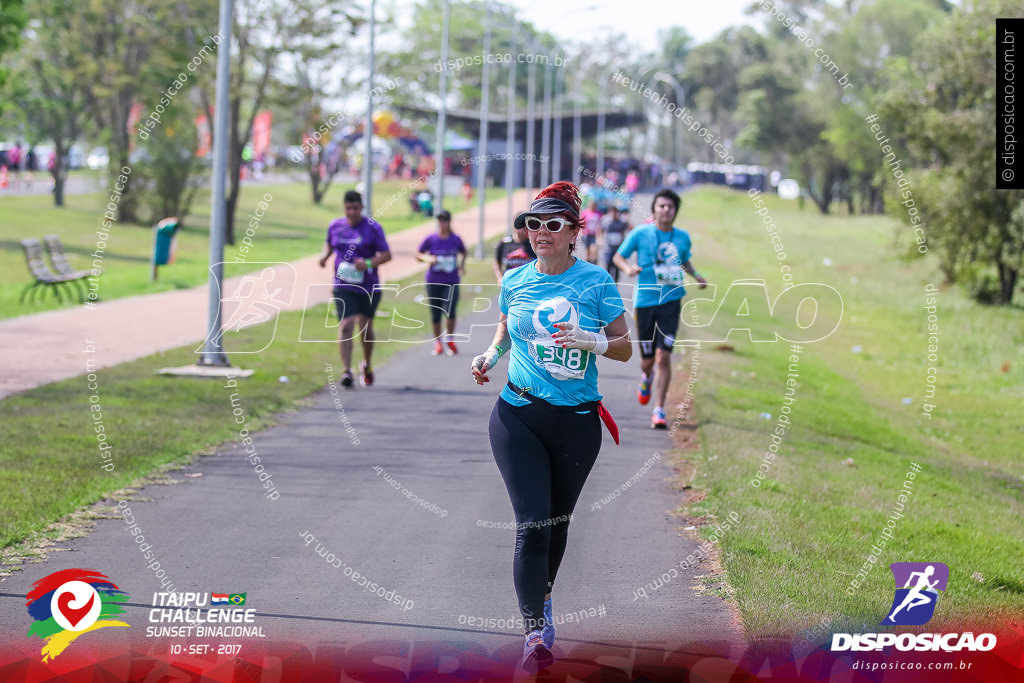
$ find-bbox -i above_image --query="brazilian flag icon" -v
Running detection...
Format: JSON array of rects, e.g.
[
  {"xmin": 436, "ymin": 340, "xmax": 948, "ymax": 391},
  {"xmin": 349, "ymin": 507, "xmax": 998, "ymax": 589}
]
[{"xmin": 229, "ymin": 593, "xmax": 246, "ymax": 605}]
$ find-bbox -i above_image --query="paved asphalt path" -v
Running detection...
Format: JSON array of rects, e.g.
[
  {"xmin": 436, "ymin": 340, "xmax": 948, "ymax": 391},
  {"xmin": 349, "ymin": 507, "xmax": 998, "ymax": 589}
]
[{"xmin": 0, "ymin": 287, "xmax": 740, "ymax": 673}]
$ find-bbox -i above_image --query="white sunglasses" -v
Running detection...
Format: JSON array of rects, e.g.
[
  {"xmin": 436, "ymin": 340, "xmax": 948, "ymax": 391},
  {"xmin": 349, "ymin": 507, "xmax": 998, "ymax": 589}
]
[{"xmin": 524, "ymin": 216, "xmax": 573, "ymax": 232}]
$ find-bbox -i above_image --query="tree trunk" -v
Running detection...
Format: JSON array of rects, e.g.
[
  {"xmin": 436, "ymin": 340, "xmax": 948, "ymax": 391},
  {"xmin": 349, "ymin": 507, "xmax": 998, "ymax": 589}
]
[
  {"xmin": 225, "ymin": 100, "xmax": 242, "ymax": 246},
  {"xmin": 997, "ymin": 262, "xmax": 1018, "ymax": 304},
  {"xmin": 52, "ymin": 143, "xmax": 66, "ymax": 207},
  {"xmin": 52, "ymin": 167, "xmax": 65, "ymax": 207}
]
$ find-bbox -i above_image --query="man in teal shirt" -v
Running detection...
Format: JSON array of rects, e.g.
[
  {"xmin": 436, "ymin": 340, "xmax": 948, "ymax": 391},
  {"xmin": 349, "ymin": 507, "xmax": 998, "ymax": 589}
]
[{"xmin": 613, "ymin": 189, "xmax": 706, "ymax": 428}]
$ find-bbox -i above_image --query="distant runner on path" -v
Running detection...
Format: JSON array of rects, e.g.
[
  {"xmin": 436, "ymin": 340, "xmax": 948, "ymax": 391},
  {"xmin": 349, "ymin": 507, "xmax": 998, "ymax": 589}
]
[
  {"xmin": 416, "ymin": 210, "xmax": 466, "ymax": 356},
  {"xmin": 613, "ymin": 189, "xmax": 706, "ymax": 428},
  {"xmin": 319, "ymin": 190, "xmax": 392, "ymax": 388},
  {"xmin": 493, "ymin": 224, "xmax": 537, "ymax": 281},
  {"xmin": 471, "ymin": 181, "xmax": 632, "ymax": 673}
]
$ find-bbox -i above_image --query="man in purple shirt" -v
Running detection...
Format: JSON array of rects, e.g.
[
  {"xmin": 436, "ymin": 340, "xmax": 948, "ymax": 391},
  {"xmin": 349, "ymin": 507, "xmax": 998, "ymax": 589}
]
[
  {"xmin": 416, "ymin": 210, "xmax": 466, "ymax": 356},
  {"xmin": 318, "ymin": 190, "xmax": 393, "ymax": 388}
]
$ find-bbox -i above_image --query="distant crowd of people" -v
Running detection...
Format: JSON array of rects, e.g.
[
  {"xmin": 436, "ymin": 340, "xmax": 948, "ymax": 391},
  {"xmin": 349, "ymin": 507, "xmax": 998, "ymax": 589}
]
[{"xmin": 1, "ymin": 142, "xmax": 42, "ymax": 189}]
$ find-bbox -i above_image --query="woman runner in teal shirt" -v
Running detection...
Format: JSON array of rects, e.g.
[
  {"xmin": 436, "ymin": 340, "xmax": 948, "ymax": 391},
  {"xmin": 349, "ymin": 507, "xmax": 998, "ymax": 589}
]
[{"xmin": 470, "ymin": 181, "xmax": 632, "ymax": 672}]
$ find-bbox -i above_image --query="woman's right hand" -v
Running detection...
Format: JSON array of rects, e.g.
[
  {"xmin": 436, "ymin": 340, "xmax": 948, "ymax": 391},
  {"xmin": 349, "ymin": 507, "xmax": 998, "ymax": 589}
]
[{"xmin": 471, "ymin": 347, "xmax": 499, "ymax": 385}]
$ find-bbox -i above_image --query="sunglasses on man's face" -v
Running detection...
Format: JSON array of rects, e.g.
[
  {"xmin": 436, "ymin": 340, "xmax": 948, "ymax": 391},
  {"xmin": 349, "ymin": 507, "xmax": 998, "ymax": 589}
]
[{"xmin": 524, "ymin": 216, "xmax": 573, "ymax": 232}]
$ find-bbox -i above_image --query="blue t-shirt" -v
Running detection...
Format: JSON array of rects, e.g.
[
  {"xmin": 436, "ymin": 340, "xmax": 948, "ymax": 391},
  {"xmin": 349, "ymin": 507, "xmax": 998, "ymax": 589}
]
[
  {"xmin": 615, "ymin": 224, "xmax": 692, "ymax": 308},
  {"xmin": 499, "ymin": 259, "xmax": 625, "ymax": 407}
]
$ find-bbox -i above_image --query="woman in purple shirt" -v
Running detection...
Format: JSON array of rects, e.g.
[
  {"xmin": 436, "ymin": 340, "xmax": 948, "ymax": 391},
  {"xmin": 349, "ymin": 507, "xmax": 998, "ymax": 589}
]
[{"xmin": 416, "ymin": 210, "xmax": 467, "ymax": 356}]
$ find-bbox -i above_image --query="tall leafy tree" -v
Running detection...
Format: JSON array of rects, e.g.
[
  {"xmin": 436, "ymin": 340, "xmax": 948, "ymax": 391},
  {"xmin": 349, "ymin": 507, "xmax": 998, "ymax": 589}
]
[
  {"xmin": 5, "ymin": 0, "xmax": 92, "ymax": 206},
  {"xmin": 0, "ymin": 0, "xmax": 27, "ymax": 97},
  {"xmin": 79, "ymin": 0, "xmax": 181, "ymax": 222},
  {"xmin": 880, "ymin": 0, "xmax": 1023, "ymax": 303},
  {"xmin": 182, "ymin": 0, "xmax": 360, "ymax": 243}
]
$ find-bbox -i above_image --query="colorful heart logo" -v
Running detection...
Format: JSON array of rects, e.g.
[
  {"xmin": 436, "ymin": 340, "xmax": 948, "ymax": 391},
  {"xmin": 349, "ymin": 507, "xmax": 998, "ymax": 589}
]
[{"xmin": 56, "ymin": 590, "xmax": 95, "ymax": 628}]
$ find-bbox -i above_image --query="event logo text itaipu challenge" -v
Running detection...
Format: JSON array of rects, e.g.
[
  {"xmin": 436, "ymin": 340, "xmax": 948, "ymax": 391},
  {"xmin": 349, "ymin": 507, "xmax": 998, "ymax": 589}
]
[{"xmin": 25, "ymin": 568, "xmax": 130, "ymax": 662}]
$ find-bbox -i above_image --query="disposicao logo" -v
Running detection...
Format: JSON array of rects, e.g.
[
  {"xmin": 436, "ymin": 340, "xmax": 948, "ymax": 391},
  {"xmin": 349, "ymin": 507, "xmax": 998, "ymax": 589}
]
[
  {"xmin": 831, "ymin": 562, "xmax": 996, "ymax": 653},
  {"xmin": 883, "ymin": 562, "xmax": 947, "ymax": 626},
  {"xmin": 25, "ymin": 569, "xmax": 130, "ymax": 661}
]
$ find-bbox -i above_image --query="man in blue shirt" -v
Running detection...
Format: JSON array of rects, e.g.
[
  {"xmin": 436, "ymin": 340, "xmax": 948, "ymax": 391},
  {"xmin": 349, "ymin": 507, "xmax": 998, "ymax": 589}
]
[{"xmin": 613, "ymin": 189, "xmax": 706, "ymax": 428}]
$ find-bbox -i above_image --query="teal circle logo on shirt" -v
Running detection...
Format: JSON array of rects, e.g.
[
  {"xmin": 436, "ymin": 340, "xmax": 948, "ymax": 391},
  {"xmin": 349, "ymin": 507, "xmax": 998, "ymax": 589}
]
[{"xmin": 531, "ymin": 296, "xmax": 578, "ymax": 338}]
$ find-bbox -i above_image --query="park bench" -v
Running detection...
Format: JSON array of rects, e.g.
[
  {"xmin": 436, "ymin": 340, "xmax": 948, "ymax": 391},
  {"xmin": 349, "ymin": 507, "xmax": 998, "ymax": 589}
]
[
  {"xmin": 44, "ymin": 234, "xmax": 96, "ymax": 280},
  {"xmin": 19, "ymin": 238, "xmax": 88, "ymax": 304}
]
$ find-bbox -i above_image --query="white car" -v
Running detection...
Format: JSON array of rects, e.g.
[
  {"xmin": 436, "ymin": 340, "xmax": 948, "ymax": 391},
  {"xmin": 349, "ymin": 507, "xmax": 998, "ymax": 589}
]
[{"xmin": 87, "ymin": 147, "xmax": 109, "ymax": 170}]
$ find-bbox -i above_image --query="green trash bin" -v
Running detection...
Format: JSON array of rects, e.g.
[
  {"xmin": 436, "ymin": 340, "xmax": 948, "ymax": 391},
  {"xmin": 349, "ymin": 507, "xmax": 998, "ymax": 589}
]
[{"xmin": 151, "ymin": 217, "xmax": 180, "ymax": 280}]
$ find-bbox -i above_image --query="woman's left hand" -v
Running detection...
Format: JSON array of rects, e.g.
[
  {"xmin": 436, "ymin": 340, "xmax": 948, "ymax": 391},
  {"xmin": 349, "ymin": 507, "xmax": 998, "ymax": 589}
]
[{"xmin": 552, "ymin": 322, "xmax": 607, "ymax": 353}]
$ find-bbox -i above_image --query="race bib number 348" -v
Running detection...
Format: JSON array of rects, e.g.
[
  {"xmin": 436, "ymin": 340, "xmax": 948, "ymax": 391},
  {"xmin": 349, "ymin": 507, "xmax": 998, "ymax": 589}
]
[{"xmin": 530, "ymin": 340, "xmax": 590, "ymax": 380}]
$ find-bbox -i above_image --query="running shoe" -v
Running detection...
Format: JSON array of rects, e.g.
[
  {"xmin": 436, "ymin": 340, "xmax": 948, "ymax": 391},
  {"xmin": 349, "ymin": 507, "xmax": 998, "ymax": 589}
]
[
  {"xmin": 651, "ymin": 406, "xmax": 667, "ymax": 429},
  {"xmin": 340, "ymin": 370, "xmax": 354, "ymax": 388},
  {"xmin": 431, "ymin": 340, "xmax": 444, "ymax": 356},
  {"xmin": 541, "ymin": 597, "xmax": 555, "ymax": 648},
  {"xmin": 520, "ymin": 630, "xmax": 553, "ymax": 673},
  {"xmin": 446, "ymin": 340, "xmax": 458, "ymax": 356},
  {"xmin": 637, "ymin": 373, "xmax": 651, "ymax": 405},
  {"xmin": 360, "ymin": 361, "xmax": 374, "ymax": 386}
]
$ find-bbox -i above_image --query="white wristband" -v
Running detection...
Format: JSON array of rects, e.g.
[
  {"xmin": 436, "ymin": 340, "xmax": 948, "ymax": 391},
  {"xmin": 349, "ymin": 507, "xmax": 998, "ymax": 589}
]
[{"xmin": 591, "ymin": 333, "xmax": 608, "ymax": 356}]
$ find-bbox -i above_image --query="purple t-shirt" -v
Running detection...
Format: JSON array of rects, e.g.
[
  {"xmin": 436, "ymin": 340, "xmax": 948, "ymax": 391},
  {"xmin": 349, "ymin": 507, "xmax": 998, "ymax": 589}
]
[
  {"xmin": 326, "ymin": 216, "xmax": 390, "ymax": 291},
  {"xmin": 417, "ymin": 233, "xmax": 466, "ymax": 284}
]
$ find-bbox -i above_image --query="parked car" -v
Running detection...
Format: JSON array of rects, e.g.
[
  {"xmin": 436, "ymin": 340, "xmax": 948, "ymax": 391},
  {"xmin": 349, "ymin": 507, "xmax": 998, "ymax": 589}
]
[
  {"xmin": 68, "ymin": 145, "xmax": 84, "ymax": 170},
  {"xmin": 86, "ymin": 147, "xmax": 109, "ymax": 169}
]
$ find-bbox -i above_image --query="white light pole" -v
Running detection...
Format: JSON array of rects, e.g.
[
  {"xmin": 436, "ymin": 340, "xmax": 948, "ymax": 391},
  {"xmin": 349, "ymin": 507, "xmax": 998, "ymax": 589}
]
[
  {"xmin": 362, "ymin": 0, "xmax": 376, "ymax": 213},
  {"xmin": 475, "ymin": 0, "xmax": 491, "ymax": 258},
  {"xmin": 200, "ymin": 0, "xmax": 234, "ymax": 367},
  {"xmin": 570, "ymin": 51, "xmax": 604, "ymax": 185},
  {"xmin": 552, "ymin": 62, "xmax": 563, "ymax": 182},
  {"xmin": 434, "ymin": 0, "xmax": 451, "ymax": 212},
  {"xmin": 653, "ymin": 71, "xmax": 685, "ymax": 173},
  {"xmin": 596, "ymin": 62, "xmax": 619, "ymax": 179},
  {"xmin": 505, "ymin": 20, "xmax": 518, "ymax": 236},
  {"xmin": 525, "ymin": 42, "xmax": 538, "ymax": 193},
  {"xmin": 540, "ymin": 59, "xmax": 552, "ymax": 187}
]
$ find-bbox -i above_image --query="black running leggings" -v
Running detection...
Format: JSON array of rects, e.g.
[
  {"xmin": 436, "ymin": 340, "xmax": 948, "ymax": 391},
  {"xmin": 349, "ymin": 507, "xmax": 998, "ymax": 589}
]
[{"xmin": 488, "ymin": 395, "xmax": 602, "ymax": 634}]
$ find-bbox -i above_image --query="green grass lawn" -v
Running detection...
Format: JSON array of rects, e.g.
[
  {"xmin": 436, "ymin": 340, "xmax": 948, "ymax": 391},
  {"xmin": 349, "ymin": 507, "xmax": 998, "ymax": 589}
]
[
  {"xmin": 0, "ymin": 179, "xmax": 503, "ymax": 320},
  {"xmin": 673, "ymin": 187, "xmax": 1024, "ymax": 639},
  {"xmin": 0, "ymin": 256, "xmax": 501, "ymax": 561}
]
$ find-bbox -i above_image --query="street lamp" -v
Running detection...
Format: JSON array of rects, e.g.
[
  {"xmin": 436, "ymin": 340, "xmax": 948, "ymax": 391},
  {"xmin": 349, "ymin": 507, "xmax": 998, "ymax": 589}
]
[
  {"xmin": 525, "ymin": 42, "xmax": 538, "ymax": 193},
  {"xmin": 475, "ymin": 0, "xmax": 491, "ymax": 258},
  {"xmin": 552, "ymin": 62, "xmax": 563, "ymax": 183},
  {"xmin": 505, "ymin": 19, "xmax": 519, "ymax": 236},
  {"xmin": 540, "ymin": 58, "xmax": 552, "ymax": 188},
  {"xmin": 596, "ymin": 62, "xmax": 620, "ymax": 179},
  {"xmin": 362, "ymin": 0, "xmax": 376, "ymax": 213},
  {"xmin": 653, "ymin": 71, "xmax": 685, "ymax": 173},
  {"xmin": 569, "ymin": 51, "xmax": 605, "ymax": 185},
  {"xmin": 434, "ymin": 0, "xmax": 451, "ymax": 213}
]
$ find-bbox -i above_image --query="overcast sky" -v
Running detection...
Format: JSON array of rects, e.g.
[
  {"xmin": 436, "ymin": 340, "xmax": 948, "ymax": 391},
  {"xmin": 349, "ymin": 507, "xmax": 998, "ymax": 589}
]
[{"xmin": 502, "ymin": 0, "xmax": 757, "ymax": 46}]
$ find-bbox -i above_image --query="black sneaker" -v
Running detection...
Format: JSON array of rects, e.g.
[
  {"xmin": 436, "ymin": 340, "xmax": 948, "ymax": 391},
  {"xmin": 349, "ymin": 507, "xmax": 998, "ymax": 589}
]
[{"xmin": 340, "ymin": 370, "xmax": 354, "ymax": 388}]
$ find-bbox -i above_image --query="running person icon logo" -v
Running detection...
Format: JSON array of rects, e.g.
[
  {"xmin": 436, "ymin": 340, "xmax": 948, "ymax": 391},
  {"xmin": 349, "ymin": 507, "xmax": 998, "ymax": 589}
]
[{"xmin": 883, "ymin": 562, "xmax": 949, "ymax": 625}]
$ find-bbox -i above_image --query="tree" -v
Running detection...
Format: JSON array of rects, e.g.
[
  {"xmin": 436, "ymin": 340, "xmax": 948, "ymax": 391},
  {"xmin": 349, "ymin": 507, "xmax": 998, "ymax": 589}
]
[
  {"xmin": 880, "ymin": 0, "xmax": 1024, "ymax": 304},
  {"xmin": 0, "ymin": 0, "xmax": 27, "ymax": 98},
  {"xmin": 79, "ymin": 0, "xmax": 181, "ymax": 223},
  {"xmin": 380, "ymin": 0, "xmax": 547, "ymax": 113},
  {"xmin": 184, "ymin": 0, "xmax": 360, "ymax": 244},
  {"xmin": 5, "ymin": 0, "xmax": 92, "ymax": 206},
  {"xmin": 135, "ymin": 99, "xmax": 204, "ymax": 224}
]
